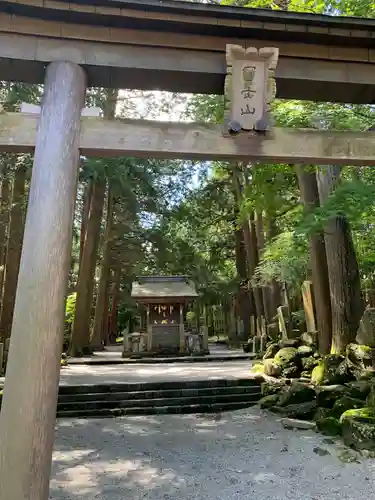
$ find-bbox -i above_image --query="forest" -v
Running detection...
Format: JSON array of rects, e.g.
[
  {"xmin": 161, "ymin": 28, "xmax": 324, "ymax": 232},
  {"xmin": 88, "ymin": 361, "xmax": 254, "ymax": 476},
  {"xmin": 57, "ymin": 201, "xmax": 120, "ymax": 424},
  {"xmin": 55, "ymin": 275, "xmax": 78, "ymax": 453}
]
[{"xmin": 0, "ymin": 0, "xmax": 374, "ymax": 364}]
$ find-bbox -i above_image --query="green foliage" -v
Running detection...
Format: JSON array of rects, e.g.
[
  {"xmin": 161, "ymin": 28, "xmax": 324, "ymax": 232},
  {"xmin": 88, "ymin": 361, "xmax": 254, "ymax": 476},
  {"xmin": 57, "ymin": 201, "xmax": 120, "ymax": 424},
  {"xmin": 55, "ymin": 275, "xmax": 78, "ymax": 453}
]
[
  {"xmin": 254, "ymin": 230, "xmax": 308, "ymax": 288},
  {"xmin": 65, "ymin": 293, "xmax": 77, "ymax": 326},
  {"xmin": 68, "ymin": 1, "xmax": 375, "ymax": 337},
  {"xmin": 186, "ymin": 311, "xmax": 196, "ymax": 324}
]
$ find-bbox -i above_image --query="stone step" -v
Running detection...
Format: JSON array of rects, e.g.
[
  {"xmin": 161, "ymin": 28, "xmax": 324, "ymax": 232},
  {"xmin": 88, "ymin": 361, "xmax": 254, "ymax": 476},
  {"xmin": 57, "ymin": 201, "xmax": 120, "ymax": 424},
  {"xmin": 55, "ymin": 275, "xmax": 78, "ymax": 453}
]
[
  {"xmin": 58, "ymin": 377, "xmax": 261, "ymax": 395},
  {"xmin": 57, "ymin": 392, "xmax": 260, "ymax": 412},
  {"xmin": 58, "ymin": 384, "xmax": 260, "ymax": 403},
  {"xmin": 1, "ymin": 377, "xmax": 262, "ymax": 419},
  {"xmin": 56, "ymin": 401, "xmax": 257, "ymax": 418},
  {"xmin": 67, "ymin": 354, "xmax": 255, "ymax": 365}
]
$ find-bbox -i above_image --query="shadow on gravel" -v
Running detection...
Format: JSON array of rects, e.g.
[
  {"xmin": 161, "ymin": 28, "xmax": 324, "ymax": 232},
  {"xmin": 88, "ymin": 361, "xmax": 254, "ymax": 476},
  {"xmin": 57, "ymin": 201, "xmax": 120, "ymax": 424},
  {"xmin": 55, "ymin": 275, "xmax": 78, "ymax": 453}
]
[
  {"xmin": 50, "ymin": 410, "xmax": 375, "ymax": 500},
  {"xmin": 50, "ymin": 413, "xmax": 233, "ymax": 500}
]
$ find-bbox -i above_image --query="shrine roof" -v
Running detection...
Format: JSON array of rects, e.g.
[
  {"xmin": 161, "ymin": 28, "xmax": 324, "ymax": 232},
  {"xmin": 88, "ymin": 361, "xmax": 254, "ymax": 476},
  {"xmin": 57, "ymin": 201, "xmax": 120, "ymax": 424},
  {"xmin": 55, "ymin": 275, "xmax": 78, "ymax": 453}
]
[{"xmin": 131, "ymin": 276, "xmax": 198, "ymax": 301}]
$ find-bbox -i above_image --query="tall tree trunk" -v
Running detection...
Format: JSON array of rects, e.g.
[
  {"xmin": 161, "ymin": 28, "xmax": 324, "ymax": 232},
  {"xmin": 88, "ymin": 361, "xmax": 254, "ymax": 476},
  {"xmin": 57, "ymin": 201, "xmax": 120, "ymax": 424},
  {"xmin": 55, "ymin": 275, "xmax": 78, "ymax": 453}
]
[
  {"xmin": 69, "ymin": 179, "xmax": 106, "ymax": 356},
  {"xmin": 233, "ymin": 165, "xmax": 264, "ymax": 328},
  {"xmin": 108, "ymin": 267, "xmax": 121, "ymax": 338},
  {"xmin": 232, "ymin": 165, "xmax": 259, "ymax": 337},
  {"xmin": 91, "ymin": 188, "xmax": 114, "ymax": 349},
  {"xmin": 234, "ymin": 227, "xmax": 253, "ymax": 339},
  {"xmin": 255, "ymin": 211, "xmax": 273, "ymax": 323},
  {"xmin": 296, "ymin": 165, "xmax": 332, "ymax": 354},
  {"xmin": 79, "ymin": 181, "xmax": 93, "ymax": 266},
  {"xmin": 316, "ymin": 166, "xmax": 364, "ymax": 354},
  {"xmin": 0, "ymin": 177, "xmax": 11, "ymax": 301},
  {"xmin": 242, "ymin": 216, "xmax": 264, "ymax": 329},
  {"xmin": 266, "ymin": 216, "xmax": 282, "ymax": 314},
  {"xmin": 102, "ymin": 283, "xmax": 110, "ymax": 345},
  {"xmin": 0, "ymin": 166, "xmax": 28, "ymax": 343}
]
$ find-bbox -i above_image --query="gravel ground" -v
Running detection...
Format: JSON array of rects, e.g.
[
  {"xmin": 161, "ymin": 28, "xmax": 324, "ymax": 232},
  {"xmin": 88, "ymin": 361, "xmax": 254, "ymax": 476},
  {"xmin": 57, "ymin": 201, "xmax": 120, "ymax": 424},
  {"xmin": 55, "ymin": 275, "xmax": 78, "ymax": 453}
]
[
  {"xmin": 57, "ymin": 361, "xmax": 252, "ymax": 386},
  {"xmin": 50, "ymin": 407, "xmax": 375, "ymax": 500}
]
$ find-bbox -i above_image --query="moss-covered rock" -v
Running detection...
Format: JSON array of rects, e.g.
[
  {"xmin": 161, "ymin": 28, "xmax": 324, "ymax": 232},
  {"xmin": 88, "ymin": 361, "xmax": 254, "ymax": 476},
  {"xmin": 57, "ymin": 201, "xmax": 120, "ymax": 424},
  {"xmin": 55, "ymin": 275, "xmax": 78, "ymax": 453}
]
[
  {"xmin": 282, "ymin": 365, "xmax": 301, "ymax": 378},
  {"xmin": 316, "ymin": 416, "xmax": 341, "ymax": 436},
  {"xmin": 340, "ymin": 407, "xmax": 375, "ymax": 424},
  {"xmin": 366, "ymin": 385, "xmax": 375, "ymax": 408},
  {"xmin": 278, "ymin": 381, "xmax": 316, "ymax": 407},
  {"xmin": 263, "ymin": 358, "xmax": 282, "ymax": 377},
  {"xmin": 270, "ymin": 400, "xmax": 317, "ymax": 419},
  {"xmin": 331, "ymin": 396, "xmax": 364, "ymax": 418},
  {"xmin": 278, "ymin": 339, "xmax": 300, "ymax": 349},
  {"xmin": 346, "ymin": 343, "xmax": 375, "ymax": 380},
  {"xmin": 274, "ymin": 347, "xmax": 299, "ymax": 368},
  {"xmin": 336, "ymin": 359, "xmax": 355, "ymax": 383},
  {"xmin": 261, "ymin": 379, "xmax": 285, "ymax": 397},
  {"xmin": 312, "ymin": 355, "xmax": 352, "ymax": 385},
  {"xmin": 345, "ymin": 380, "xmax": 373, "ymax": 400},
  {"xmin": 356, "ymin": 309, "xmax": 375, "ymax": 347},
  {"xmin": 251, "ymin": 363, "xmax": 265, "ymax": 374},
  {"xmin": 315, "ymin": 384, "xmax": 350, "ymax": 408},
  {"xmin": 302, "ymin": 356, "xmax": 319, "ymax": 371},
  {"xmin": 340, "ymin": 407, "xmax": 375, "ymax": 450},
  {"xmin": 297, "ymin": 345, "xmax": 315, "ymax": 357},
  {"xmin": 263, "ymin": 343, "xmax": 280, "ymax": 360},
  {"xmin": 260, "ymin": 394, "xmax": 280, "ymax": 409},
  {"xmin": 311, "ymin": 361, "xmax": 325, "ymax": 385},
  {"xmin": 346, "ymin": 343, "xmax": 375, "ymax": 369},
  {"xmin": 313, "ymin": 407, "xmax": 332, "ymax": 421}
]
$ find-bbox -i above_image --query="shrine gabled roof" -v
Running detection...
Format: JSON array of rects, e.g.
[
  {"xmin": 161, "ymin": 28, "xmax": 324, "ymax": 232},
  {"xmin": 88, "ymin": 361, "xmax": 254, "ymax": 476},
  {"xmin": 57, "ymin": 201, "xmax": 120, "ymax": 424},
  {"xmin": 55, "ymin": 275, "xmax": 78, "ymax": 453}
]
[{"xmin": 131, "ymin": 276, "xmax": 198, "ymax": 300}]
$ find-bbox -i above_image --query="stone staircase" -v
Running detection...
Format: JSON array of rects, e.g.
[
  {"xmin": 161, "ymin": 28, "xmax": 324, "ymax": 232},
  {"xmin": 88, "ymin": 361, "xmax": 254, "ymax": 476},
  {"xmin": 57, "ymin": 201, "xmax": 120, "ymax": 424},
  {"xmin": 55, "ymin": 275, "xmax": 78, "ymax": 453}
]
[{"xmin": 55, "ymin": 378, "xmax": 262, "ymax": 418}]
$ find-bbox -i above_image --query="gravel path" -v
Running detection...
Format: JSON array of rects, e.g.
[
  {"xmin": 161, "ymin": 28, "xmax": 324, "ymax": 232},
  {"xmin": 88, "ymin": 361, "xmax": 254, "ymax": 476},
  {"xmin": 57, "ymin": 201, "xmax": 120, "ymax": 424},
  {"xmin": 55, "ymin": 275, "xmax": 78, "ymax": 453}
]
[{"xmin": 50, "ymin": 407, "xmax": 375, "ymax": 500}]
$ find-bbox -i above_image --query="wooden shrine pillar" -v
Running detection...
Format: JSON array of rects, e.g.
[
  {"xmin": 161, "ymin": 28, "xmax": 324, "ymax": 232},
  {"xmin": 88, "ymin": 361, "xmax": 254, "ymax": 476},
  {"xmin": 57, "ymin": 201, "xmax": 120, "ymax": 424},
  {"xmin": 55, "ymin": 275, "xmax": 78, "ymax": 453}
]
[
  {"xmin": 0, "ymin": 61, "xmax": 86, "ymax": 500},
  {"xmin": 179, "ymin": 303, "xmax": 185, "ymax": 353}
]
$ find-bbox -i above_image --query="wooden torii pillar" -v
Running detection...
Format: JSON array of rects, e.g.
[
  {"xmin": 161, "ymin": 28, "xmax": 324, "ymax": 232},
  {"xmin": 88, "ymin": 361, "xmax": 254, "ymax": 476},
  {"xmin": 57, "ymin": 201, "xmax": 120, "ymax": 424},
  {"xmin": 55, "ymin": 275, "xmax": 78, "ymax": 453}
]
[{"xmin": 0, "ymin": 61, "xmax": 86, "ymax": 500}]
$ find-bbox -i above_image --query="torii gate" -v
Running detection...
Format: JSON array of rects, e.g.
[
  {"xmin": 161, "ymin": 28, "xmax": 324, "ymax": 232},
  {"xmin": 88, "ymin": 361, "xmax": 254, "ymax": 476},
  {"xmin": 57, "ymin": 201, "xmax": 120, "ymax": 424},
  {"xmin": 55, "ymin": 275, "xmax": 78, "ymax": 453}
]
[{"xmin": 1, "ymin": 2, "xmax": 375, "ymax": 499}]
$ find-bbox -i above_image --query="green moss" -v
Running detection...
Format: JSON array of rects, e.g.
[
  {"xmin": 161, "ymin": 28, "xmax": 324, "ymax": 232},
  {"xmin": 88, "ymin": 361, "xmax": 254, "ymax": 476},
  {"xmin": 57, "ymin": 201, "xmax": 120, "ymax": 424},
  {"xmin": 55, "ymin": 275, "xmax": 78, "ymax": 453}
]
[
  {"xmin": 311, "ymin": 362, "xmax": 325, "ymax": 384},
  {"xmin": 263, "ymin": 358, "xmax": 282, "ymax": 377},
  {"xmin": 274, "ymin": 347, "xmax": 298, "ymax": 368},
  {"xmin": 347, "ymin": 343, "xmax": 373, "ymax": 360},
  {"xmin": 260, "ymin": 394, "xmax": 279, "ymax": 409},
  {"xmin": 331, "ymin": 396, "xmax": 364, "ymax": 418},
  {"xmin": 278, "ymin": 381, "xmax": 316, "ymax": 406},
  {"xmin": 251, "ymin": 363, "xmax": 265, "ymax": 374},
  {"xmin": 316, "ymin": 416, "xmax": 341, "ymax": 436},
  {"xmin": 340, "ymin": 407, "xmax": 375, "ymax": 424},
  {"xmin": 302, "ymin": 356, "xmax": 318, "ymax": 371},
  {"xmin": 340, "ymin": 407, "xmax": 375, "ymax": 450},
  {"xmin": 261, "ymin": 380, "xmax": 285, "ymax": 397},
  {"xmin": 311, "ymin": 355, "xmax": 351, "ymax": 385}
]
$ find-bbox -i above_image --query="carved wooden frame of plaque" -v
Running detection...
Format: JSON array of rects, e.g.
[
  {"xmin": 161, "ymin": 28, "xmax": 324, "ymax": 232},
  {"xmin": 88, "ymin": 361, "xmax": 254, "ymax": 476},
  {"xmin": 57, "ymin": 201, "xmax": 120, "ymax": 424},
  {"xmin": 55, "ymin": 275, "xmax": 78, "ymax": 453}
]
[{"xmin": 224, "ymin": 45, "xmax": 279, "ymax": 134}]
